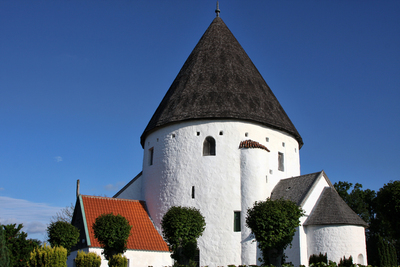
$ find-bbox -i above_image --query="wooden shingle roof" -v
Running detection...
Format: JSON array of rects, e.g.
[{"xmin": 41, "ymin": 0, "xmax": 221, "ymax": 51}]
[
  {"xmin": 74, "ymin": 195, "xmax": 169, "ymax": 252},
  {"xmin": 141, "ymin": 17, "xmax": 302, "ymax": 148},
  {"xmin": 271, "ymin": 171, "xmax": 330, "ymax": 206},
  {"xmin": 304, "ymin": 187, "xmax": 369, "ymax": 227}
]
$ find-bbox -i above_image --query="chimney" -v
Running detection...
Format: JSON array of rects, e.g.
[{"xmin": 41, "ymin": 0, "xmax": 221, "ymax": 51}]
[{"xmin": 76, "ymin": 179, "xmax": 80, "ymax": 198}]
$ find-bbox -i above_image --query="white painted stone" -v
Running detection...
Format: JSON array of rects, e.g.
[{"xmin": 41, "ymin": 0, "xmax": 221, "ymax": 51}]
[
  {"xmin": 116, "ymin": 174, "xmax": 144, "ymax": 200},
  {"xmin": 67, "ymin": 248, "xmax": 172, "ymax": 267},
  {"xmin": 141, "ymin": 119, "xmax": 300, "ymax": 267},
  {"xmin": 306, "ymin": 225, "xmax": 367, "ymax": 265}
]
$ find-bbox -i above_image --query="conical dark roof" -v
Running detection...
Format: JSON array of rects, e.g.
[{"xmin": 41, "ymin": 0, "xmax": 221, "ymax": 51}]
[
  {"xmin": 141, "ymin": 17, "xmax": 302, "ymax": 148},
  {"xmin": 304, "ymin": 187, "xmax": 369, "ymax": 227}
]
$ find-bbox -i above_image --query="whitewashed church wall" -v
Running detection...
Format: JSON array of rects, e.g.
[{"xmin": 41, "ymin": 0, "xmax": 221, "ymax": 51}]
[
  {"xmin": 240, "ymin": 148, "xmax": 269, "ymax": 265},
  {"xmin": 306, "ymin": 225, "xmax": 367, "ymax": 265},
  {"xmin": 116, "ymin": 174, "xmax": 144, "ymax": 200},
  {"xmin": 67, "ymin": 248, "xmax": 172, "ymax": 267},
  {"xmin": 283, "ymin": 226, "xmax": 301, "ymax": 267},
  {"xmin": 298, "ymin": 175, "xmax": 330, "ymax": 266},
  {"xmin": 301, "ymin": 175, "xmax": 330, "ymax": 215},
  {"xmin": 141, "ymin": 119, "xmax": 301, "ymax": 267}
]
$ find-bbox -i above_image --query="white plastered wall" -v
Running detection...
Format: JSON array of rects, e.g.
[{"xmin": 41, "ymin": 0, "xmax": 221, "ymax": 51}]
[
  {"xmin": 284, "ymin": 173, "xmax": 331, "ymax": 266},
  {"xmin": 141, "ymin": 119, "xmax": 300, "ymax": 267},
  {"xmin": 306, "ymin": 225, "xmax": 367, "ymax": 265},
  {"xmin": 67, "ymin": 248, "xmax": 172, "ymax": 267},
  {"xmin": 116, "ymin": 174, "xmax": 144, "ymax": 200}
]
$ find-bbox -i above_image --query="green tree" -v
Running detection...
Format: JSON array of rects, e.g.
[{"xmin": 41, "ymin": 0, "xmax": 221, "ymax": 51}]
[
  {"xmin": 334, "ymin": 181, "xmax": 376, "ymax": 224},
  {"xmin": 376, "ymin": 180, "xmax": 400, "ymax": 264},
  {"xmin": 47, "ymin": 221, "xmax": 79, "ymax": 255},
  {"xmin": 246, "ymin": 198, "xmax": 304, "ymax": 267},
  {"xmin": 92, "ymin": 213, "xmax": 132, "ymax": 260},
  {"xmin": 161, "ymin": 206, "xmax": 206, "ymax": 265},
  {"xmin": 0, "ymin": 226, "xmax": 10, "ymax": 267},
  {"xmin": 3, "ymin": 224, "xmax": 40, "ymax": 267}
]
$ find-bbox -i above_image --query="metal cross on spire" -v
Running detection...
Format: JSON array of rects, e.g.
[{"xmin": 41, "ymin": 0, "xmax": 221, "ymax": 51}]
[{"xmin": 215, "ymin": 1, "xmax": 220, "ymax": 17}]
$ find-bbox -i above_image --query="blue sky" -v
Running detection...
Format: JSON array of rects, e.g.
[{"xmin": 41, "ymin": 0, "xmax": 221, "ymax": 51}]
[{"xmin": 1, "ymin": 1, "xmax": 399, "ymax": 241}]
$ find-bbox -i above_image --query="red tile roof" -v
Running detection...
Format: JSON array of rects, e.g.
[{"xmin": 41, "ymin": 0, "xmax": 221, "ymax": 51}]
[
  {"xmin": 80, "ymin": 195, "xmax": 169, "ymax": 252},
  {"xmin": 239, "ymin": 139, "xmax": 270, "ymax": 152}
]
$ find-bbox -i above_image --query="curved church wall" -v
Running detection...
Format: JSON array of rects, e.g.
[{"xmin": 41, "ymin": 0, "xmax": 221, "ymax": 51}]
[
  {"xmin": 141, "ymin": 119, "xmax": 300, "ymax": 266},
  {"xmin": 306, "ymin": 225, "xmax": 367, "ymax": 265}
]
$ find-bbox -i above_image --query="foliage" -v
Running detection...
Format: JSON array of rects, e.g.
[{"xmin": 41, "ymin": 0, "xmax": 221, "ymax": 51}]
[
  {"xmin": 0, "ymin": 226, "xmax": 10, "ymax": 267},
  {"xmin": 50, "ymin": 203, "xmax": 75, "ymax": 224},
  {"xmin": 47, "ymin": 221, "xmax": 79, "ymax": 255},
  {"xmin": 334, "ymin": 180, "xmax": 400, "ymax": 265},
  {"xmin": 338, "ymin": 256, "xmax": 352, "ymax": 267},
  {"xmin": 376, "ymin": 181, "xmax": 400, "ymax": 241},
  {"xmin": 245, "ymin": 198, "xmax": 304, "ymax": 267},
  {"xmin": 309, "ymin": 253, "xmax": 328, "ymax": 265},
  {"xmin": 92, "ymin": 213, "xmax": 132, "ymax": 260},
  {"xmin": 108, "ymin": 254, "xmax": 128, "ymax": 267},
  {"xmin": 74, "ymin": 251, "xmax": 101, "ymax": 267},
  {"xmin": 334, "ymin": 181, "xmax": 376, "ymax": 224},
  {"xmin": 3, "ymin": 223, "xmax": 40, "ymax": 267},
  {"xmin": 161, "ymin": 206, "xmax": 206, "ymax": 265},
  {"xmin": 28, "ymin": 243, "xmax": 67, "ymax": 267}
]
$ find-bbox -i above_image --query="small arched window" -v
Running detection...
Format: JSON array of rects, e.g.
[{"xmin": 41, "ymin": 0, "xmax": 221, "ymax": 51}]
[{"xmin": 203, "ymin": 136, "xmax": 216, "ymax": 156}]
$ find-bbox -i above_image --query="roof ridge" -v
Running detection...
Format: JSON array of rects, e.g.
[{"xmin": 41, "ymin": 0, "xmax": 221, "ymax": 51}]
[{"xmin": 81, "ymin": 195, "xmax": 143, "ymax": 202}]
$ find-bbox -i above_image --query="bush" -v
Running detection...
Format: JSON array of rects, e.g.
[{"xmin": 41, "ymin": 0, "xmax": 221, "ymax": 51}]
[
  {"xmin": 93, "ymin": 213, "xmax": 132, "ymax": 260},
  {"xmin": 338, "ymin": 256, "xmax": 353, "ymax": 267},
  {"xmin": 108, "ymin": 254, "xmax": 127, "ymax": 267},
  {"xmin": 47, "ymin": 221, "xmax": 79, "ymax": 256},
  {"xmin": 309, "ymin": 253, "xmax": 328, "ymax": 265},
  {"xmin": 161, "ymin": 206, "xmax": 205, "ymax": 265},
  {"xmin": 29, "ymin": 243, "xmax": 67, "ymax": 267},
  {"xmin": 74, "ymin": 250, "xmax": 101, "ymax": 267}
]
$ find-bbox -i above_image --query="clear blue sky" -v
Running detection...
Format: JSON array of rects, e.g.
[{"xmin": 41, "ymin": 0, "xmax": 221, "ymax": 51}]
[{"xmin": 1, "ymin": 1, "xmax": 399, "ymax": 241}]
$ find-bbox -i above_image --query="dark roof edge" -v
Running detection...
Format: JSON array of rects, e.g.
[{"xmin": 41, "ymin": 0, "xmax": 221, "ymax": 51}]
[
  {"xmin": 141, "ymin": 118, "xmax": 303, "ymax": 149},
  {"xmin": 113, "ymin": 172, "xmax": 143, "ymax": 198},
  {"xmin": 299, "ymin": 170, "xmax": 333, "ymax": 206}
]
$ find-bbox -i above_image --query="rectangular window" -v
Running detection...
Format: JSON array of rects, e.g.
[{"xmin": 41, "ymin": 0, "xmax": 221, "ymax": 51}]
[
  {"xmin": 234, "ymin": 211, "xmax": 241, "ymax": 232},
  {"xmin": 149, "ymin": 147, "xmax": 154, "ymax": 166},
  {"xmin": 278, "ymin": 152, "xmax": 284, "ymax": 171},
  {"xmin": 192, "ymin": 186, "xmax": 195, "ymax": 199}
]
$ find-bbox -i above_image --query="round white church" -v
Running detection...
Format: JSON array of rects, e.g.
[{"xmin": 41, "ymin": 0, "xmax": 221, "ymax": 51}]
[{"xmin": 70, "ymin": 10, "xmax": 369, "ymax": 267}]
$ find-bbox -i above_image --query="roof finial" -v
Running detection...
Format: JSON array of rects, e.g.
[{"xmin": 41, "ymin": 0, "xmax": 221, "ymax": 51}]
[{"xmin": 215, "ymin": 1, "xmax": 220, "ymax": 17}]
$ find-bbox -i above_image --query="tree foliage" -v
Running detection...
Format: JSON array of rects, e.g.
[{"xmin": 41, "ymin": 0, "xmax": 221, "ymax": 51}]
[
  {"xmin": 92, "ymin": 213, "xmax": 132, "ymax": 260},
  {"xmin": 376, "ymin": 180, "xmax": 400, "ymax": 242},
  {"xmin": 334, "ymin": 180, "xmax": 400, "ymax": 265},
  {"xmin": 334, "ymin": 181, "xmax": 376, "ymax": 224},
  {"xmin": 246, "ymin": 198, "xmax": 304, "ymax": 267},
  {"xmin": 2, "ymin": 224, "xmax": 40, "ymax": 267},
  {"xmin": 161, "ymin": 206, "xmax": 206, "ymax": 265},
  {"xmin": 47, "ymin": 221, "xmax": 79, "ymax": 255},
  {"xmin": 0, "ymin": 226, "xmax": 10, "ymax": 267}
]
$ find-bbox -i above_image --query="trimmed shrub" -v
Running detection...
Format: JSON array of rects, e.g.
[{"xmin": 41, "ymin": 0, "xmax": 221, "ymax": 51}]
[
  {"xmin": 108, "ymin": 254, "xmax": 128, "ymax": 267},
  {"xmin": 309, "ymin": 253, "xmax": 328, "ymax": 265},
  {"xmin": 338, "ymin": 256, "xmax": 353, "ymax": 267},
  {"xmin": 47, "ymin": 221, "xmax": 79, "ymax": 256},
  {"xmin": 74, "ymin": 250, "xmax": 101, "ymax": 267},
  {"xmin": 29, "ymin": 243, "xmax": 67, "ymax": 267}
]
